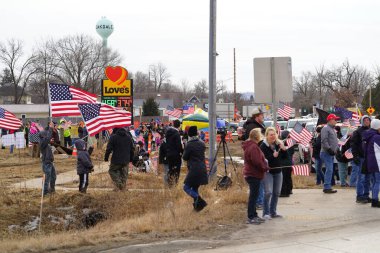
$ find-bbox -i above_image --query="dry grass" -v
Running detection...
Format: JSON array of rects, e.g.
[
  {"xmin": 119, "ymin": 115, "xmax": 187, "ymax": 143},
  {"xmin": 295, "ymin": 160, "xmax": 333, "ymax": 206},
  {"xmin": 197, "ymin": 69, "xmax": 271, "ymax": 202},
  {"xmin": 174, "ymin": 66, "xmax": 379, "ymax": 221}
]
[{"xmin": 0, "ymin": 137, "xmax": 322, "ymax": 253}]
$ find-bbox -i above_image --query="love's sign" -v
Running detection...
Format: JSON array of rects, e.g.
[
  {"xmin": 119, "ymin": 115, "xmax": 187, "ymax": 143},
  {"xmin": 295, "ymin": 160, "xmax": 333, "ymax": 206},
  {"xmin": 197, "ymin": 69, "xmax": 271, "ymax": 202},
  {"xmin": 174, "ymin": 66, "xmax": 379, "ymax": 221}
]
[{"xmin": 102, "ymin": 66, "xmax": 132, "ymax": 97}]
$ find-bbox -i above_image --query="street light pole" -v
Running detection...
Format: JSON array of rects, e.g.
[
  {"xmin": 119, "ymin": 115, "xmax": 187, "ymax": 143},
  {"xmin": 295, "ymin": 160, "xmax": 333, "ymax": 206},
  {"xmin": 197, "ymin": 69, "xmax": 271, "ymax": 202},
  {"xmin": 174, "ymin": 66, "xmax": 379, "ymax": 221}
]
[{"xmin": 208, "ymin": 0, "xmax": 217, "ymax": 177}]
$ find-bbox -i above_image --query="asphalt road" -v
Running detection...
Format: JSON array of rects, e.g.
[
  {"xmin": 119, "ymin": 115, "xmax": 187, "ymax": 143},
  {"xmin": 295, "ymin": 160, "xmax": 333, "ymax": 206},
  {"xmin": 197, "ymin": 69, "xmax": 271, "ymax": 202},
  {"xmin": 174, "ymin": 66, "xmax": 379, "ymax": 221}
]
[{"xmin": 98, "ymin": 189, "xmax": 380, "ymax": 253}]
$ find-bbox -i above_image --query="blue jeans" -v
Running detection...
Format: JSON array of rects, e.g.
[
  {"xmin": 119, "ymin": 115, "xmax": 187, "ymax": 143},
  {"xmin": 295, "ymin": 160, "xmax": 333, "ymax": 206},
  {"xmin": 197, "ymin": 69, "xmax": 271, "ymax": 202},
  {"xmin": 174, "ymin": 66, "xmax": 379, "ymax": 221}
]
[
  {"xmin": 256, "ymin": 181, "xmax": 264, "ymax": 205},
  {"xmin": 183, "ymin": 184, "xmax": 199, "ymax": 199},
  {"xmin": 163, "ymin": 164, "xmax": 170, "ymax": 186},
  {"xmin": 42, "ymin": 162, "xmax": 56, "ymax": 195},
  {"xmin": 372, "ymin": 173, "xmax": 380, "ymax": 201},
  {"xmin": 321, "ymin": 152, "xmax": 334, "ymax": 190},
  {"xmin": 338, "ymin": 162, "xmax": 348, "ymax": 186},
  {"xmin": 263, "ymin": 172, "xmax": 283, "ymax": 216},
  {"xmin": 357, "ymin": 173, "xmax": 372, "ymax": 198},
  {"xmin": 314, "ymin": 157, "xmax": 324, "ymax": 184},
  {"xmin": 350, "ymin": 158, "xmax": 363, "ymax": 187}
]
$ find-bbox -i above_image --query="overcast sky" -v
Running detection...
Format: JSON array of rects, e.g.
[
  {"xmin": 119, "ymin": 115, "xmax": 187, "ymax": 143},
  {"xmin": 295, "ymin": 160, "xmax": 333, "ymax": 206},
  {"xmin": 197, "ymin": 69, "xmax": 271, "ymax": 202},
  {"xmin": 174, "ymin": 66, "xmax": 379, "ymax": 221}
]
[{"xmin": 2, "ymin": 0, "xmax": 380, "ymax": 93}]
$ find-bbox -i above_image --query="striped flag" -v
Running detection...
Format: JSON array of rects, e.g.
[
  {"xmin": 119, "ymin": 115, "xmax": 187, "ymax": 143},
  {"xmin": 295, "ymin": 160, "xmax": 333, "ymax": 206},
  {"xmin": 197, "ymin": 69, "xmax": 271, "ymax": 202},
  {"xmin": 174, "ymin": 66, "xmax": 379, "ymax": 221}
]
[
  {"xmin": 277, "ymin": 102, "xmax": 292, "ymax": 120},
  {"xmin": 183, "ymin": 104, "xmax": 194, "ymax": 114},
  {"xmin": 48, "ymin": 83, "xmax": 97, "ymax": 117},
  {"xmin": 165, "ymin": 105, "xmax": 182, "ymax": 118},
  {"xmin": 338, "ymin": 137, "xmax": 350, "ymax": 146},
  {"xmin": 344, "ymin": 149, "xmax": 354, "ymax": 160},
  {"xmin": 292, "ymin": 164, "xmax": 310, "ymax": 176},
  {"xmin": 0, "ymin": 107, "xmax": 22, "ymax": 130},
  {"xmin": 286, "ymin": 138, "xmax": 296, "ymax": 148},
  {"xmin": 78, "ymin": 103, "xmax": 131, "ymax": 136},
  {"xmin": 289, "ymin": 122, "xmax": 313, "ymax": 146},
  {"xmin": 276, "ymin": 123, "xmax": 282, "ymax": 136},
  {"xmin": 351, "ymin": 113, "xmax": 361, "ymax": 126}
]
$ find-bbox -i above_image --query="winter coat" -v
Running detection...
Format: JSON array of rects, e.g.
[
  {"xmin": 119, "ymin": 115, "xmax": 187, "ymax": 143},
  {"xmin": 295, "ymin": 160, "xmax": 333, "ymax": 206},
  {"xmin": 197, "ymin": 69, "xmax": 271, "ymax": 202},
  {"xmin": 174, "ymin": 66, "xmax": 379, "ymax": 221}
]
[
  {"xmin": 260, "ymin": 140, "xmax": 287, "ymax": 174},
  {"xmin": 78, "ymin": 126, "xmax": 84, "ymax": 139},
  {"xmin": 243, "ymin": 118, "xmax": 266, "ymax": 141},
  {"xmin": 282, "ymin": 139, "xmax": 295, "ymax": 167},
  {"xmin": 351, "ymin": 126, "xmax": 370, "ymax": 159},
  {"xmin": 362, "ymin": 129, "xmax": 380, "ymax": 173},
  {"xmin": 51, "ymin": 128, "xmax": 60, "ymax": 144},
  {"xmin": 182, "ymin": 137, "xmax": 208, "ymax": 186},
  {"xmin": 105, "ymin": 128, "xmax": 135, "ymax": 165},
  {"xmin": 165, "ymin": 127, "xmax": 183, "ymax": 164},
  {"xmin": 159, "ymin": 140, "xmax": 168, "ymax": 164},
  {"xmin": 312, "ymin": 135, "xmax": 322, "ymax": 159},
  {"xmin": 39, "ymin": 128, "xmax": 54, "ymax": 164},
  {"xmin": 75, "ymin": 139, "xmax": 94, "ymax": 175},
  {"xmin": 242, "ymin": 140, "xmax": 268, "ymax": 179},
  {"xmin": 321, "ymin": 124, "xmax": 338, "ymax": 153}
]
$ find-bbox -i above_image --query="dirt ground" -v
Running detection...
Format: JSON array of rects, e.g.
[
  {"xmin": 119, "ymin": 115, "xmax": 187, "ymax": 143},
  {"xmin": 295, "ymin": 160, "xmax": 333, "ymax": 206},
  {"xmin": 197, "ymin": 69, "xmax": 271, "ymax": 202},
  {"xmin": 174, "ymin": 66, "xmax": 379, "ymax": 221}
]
[{"xmin": 0, "ymin": 137, "xmax": 326, "ymax": 253}]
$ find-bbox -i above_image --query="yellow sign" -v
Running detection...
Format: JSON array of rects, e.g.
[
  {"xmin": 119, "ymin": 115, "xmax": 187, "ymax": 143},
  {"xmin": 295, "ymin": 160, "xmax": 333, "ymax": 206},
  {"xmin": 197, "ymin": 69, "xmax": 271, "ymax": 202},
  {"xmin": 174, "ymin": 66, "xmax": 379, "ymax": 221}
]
[
  {"xmin": 367, "ymin": 107, "xmax": 375, "ymax": 115},
  {"xmin": 102, "ymin": 79, "xmax": 132, "ymax": 97}
]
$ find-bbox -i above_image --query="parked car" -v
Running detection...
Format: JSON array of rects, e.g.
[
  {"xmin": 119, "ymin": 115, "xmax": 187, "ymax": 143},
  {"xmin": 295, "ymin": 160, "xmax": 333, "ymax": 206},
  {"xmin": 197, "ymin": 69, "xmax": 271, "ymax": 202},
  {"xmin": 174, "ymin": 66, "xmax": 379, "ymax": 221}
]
[{"xmin": 237, "ymin": 120, "xmax": 246, "ymax": 140}]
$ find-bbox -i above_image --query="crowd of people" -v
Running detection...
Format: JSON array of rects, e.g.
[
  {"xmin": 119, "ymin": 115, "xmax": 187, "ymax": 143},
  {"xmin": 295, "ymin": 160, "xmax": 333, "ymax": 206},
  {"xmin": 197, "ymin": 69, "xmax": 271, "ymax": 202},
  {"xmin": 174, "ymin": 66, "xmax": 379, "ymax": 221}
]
[{"xmin": 241, "ymin": 108, "xmax": 380, "ymax": 225}]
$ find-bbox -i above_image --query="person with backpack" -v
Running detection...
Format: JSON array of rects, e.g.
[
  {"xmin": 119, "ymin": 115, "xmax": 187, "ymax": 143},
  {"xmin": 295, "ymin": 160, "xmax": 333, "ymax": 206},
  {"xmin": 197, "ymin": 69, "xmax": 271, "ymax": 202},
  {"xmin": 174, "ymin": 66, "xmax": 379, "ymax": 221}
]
[
  {"xmin": 362, "ymin": 119, "xmax": 380, "ymax": 208},
  {"xmin": 182, "ymin": 126, "xmax": 208, "ymax": 211},
  {"xmin": 351, "ymin": 115, "xmax": 372, "ymax": 203}
]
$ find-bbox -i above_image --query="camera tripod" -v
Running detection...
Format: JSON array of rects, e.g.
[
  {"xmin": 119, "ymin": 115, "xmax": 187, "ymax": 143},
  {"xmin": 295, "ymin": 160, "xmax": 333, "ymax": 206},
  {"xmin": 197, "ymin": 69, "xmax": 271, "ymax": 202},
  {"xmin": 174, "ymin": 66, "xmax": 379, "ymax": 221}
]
[{"xmin": 209, "ymin": 131, "xmax": 240, "ymax": 190}]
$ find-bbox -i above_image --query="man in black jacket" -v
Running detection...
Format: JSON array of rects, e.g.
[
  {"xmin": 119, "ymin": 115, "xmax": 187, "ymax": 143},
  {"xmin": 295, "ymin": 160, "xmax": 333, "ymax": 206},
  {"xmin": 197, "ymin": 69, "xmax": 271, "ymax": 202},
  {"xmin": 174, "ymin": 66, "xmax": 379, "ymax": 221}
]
[
  {"xmin": 165, "ymin": 120, "xmax": 184, "ymax": 186},
  {"xmin": 351, "ymin": 115, "xmax": 371, "ymax": 203},
  {"xmin": 39, "ymin": 122, "xmax": 56, "ymax": 196},
  {"xmin": 243, "ymin": 108, "xmax": 266, "ymax": 140},
  {"xmin": 104, "ymin": 128, "xmax": 135, "ymax": 190}
]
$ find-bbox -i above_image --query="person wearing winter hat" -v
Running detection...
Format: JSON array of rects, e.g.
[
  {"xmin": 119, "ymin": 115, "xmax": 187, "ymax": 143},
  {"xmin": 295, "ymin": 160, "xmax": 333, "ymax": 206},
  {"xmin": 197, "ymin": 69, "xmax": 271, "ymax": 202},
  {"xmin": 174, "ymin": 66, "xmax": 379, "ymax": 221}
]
[
  {"xmin": 362, "ymin": 119, "xmax": 380, "ymax": 207},
  {"xmin": 351, "ymin": 115, "xmax": 372, "ymax": 203},
  {"xmin": 182, "ymin": 126, "xmax": 208, "ymax": 211},
  {"xmin": 320, "ymin": 114, "xmax": 340, "ymax": 194}
]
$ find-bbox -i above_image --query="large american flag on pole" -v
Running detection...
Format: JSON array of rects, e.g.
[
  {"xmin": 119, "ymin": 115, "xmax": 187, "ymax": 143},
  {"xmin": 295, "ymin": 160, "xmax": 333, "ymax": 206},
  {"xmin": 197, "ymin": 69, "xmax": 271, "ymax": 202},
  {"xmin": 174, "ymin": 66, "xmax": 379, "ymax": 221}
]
[
  {"xmin": 289, "ymin": 122, "xmax": 313, "ymax": 146},
  {"xmin": 78, "ymin": 103, "xmax": 131, "ymax": 136},
  {"xmin": 165, "ymin": 105, "xmax": 182, "ymax": 118},
  {"xmin": 0, "ymin": 107, "xmax": 22, "ymax": 130},
  {"xmin": 48, "ymin": 83, "xmax": 97, "ymax": 117},
  {"xmin": 277, "ymin": 102, "xmax": 292, "ymax": 120}
]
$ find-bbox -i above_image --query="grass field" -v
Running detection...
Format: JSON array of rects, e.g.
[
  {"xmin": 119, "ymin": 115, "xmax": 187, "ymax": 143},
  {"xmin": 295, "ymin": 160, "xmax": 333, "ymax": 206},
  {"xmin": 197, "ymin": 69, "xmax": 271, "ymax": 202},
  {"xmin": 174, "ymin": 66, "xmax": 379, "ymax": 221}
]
[{"xmin": 0, "ymin": 138, "xmax": 325, "ymax": 253}]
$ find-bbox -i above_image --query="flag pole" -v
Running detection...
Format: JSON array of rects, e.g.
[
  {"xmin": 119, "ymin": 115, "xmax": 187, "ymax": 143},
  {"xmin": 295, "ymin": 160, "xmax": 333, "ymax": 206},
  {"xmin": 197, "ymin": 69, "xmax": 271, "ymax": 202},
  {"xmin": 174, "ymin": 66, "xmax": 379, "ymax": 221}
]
[{"xmin": 47, "ymin": 82, "xmax": 52, "ymax": 119}]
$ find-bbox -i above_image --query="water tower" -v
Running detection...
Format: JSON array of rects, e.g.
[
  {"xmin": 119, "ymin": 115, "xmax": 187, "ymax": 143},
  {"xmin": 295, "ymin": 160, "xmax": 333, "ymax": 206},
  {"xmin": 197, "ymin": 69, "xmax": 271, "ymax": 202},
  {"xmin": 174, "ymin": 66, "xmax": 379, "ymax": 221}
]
[{"xmin": 96, "ymin": 16, "xmax": 114, "ymax": 47}]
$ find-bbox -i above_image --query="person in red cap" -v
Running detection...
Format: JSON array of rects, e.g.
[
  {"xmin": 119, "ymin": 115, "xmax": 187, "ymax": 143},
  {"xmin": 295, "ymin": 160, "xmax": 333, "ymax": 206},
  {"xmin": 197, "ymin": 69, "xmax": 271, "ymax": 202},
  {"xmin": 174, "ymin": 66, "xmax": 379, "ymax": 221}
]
[{"xmin": 320, "ymin": 114, "xmax": 340, "ymax": 194}]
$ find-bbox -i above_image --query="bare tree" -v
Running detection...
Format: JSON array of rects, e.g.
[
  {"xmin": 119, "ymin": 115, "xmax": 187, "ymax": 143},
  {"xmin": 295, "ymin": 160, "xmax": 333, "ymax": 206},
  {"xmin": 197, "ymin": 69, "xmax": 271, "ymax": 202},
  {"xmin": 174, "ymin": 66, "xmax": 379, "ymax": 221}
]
[
  {"xmin": 0, "ymin": 39, "xmax": 37, "ymax": 103},
  {"xmin": 193, "ymin": 79, "xmax": 208, "ymax": 100},
  {"xmin": 149, "ymin": 63, "xmax": 170, "ymax": 92},
  {"xmin": 49, "ymin": 34, "xmax": 121, "ymax": 92}
]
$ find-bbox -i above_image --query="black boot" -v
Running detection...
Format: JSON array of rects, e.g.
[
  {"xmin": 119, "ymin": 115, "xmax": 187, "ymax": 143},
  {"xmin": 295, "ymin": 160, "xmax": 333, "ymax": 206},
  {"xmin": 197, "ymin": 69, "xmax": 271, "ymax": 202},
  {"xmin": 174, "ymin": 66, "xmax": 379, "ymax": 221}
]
[
  {"xmin": 371, "ymin": 199, "xmax": 380, "ymax": 208},
  {"xmin": 194, "ymin": 196, "xmax": 208, "ymax": 212}
]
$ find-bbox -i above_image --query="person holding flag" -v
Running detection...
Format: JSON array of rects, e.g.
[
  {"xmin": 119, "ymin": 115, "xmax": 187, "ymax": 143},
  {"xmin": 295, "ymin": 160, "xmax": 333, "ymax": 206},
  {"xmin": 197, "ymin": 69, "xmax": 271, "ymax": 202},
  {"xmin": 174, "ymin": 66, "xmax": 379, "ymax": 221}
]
[
  {"xmin": 320, "ymin": 114, "xmax": 340, "ymax": 194},
  {"xmin": 351, "ymin": 115, "xmax": 372, "ymax": 204}
]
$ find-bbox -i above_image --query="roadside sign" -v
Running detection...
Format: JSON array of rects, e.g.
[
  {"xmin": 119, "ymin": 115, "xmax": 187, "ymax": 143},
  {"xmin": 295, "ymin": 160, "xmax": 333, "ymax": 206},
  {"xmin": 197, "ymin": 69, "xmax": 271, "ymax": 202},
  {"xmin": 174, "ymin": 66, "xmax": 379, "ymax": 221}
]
[{"xmin": 367, "ymin": 107, "xmax": 375, "ymax": 115}]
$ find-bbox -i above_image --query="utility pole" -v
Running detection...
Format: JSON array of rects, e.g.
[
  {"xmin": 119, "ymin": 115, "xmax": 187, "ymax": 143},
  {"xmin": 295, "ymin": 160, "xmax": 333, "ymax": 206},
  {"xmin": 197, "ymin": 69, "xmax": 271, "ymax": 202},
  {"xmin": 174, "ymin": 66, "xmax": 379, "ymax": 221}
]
[
  {"xmin": 208, "ymin": 0, "xmax": 217, "ymax": 177},
  {"xmin": 233, "ymin": 48, "xmax": 236, "ymax": 121}
]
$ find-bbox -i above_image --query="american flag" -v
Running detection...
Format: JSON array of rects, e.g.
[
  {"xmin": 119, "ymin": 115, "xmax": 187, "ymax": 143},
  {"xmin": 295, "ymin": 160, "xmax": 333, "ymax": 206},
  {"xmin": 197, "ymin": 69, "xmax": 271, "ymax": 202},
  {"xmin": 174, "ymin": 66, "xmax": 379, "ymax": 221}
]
[
  {"xmin": 344, "ymin": 149, "xmax": 354, "ymax": 160},
  {"xmin": 289, "ymin": 122, "xmax": 313, "ymax": 146},
  {"xmin": 0, "ymin": 107, "xmax": 22, "ymax": 130},
  {"xmin": 165, "ymin": 105, "xmax": 182, "ymax": 118},
  {"xmin": 338, "ymin": 137, "xmax": 350, "ymax": 146},
  {"xmin": 334, "ymin": 106, "xmax": 353, "ymax": 120},
  {"xmin": 351, "ymin": 112, "xmax": 361, "ymax": 126},
  {"xmin": 48, "ymin": 83, "xmax": 97, "ymax": 117},
  {"xmin": 78, "ymin": 103, "xmax": 131, "ymax": 136},
  {"xmin": 292, "ymin": 164, "xmax": 310, "ymax": 176},
  {"xmin": 277, "ymin": 102, "xmax": 292, "ymax": 120},
  {"xmin": 286, "ymin": 138, "xmax": 296, "ymax": 148},
  {"xmin": 276, "ymin": 123, "xmax": 282, "ymax": 136},
  {"xmin": 183, "ymin": 105, "xmax": 195, "ymax": 114}
]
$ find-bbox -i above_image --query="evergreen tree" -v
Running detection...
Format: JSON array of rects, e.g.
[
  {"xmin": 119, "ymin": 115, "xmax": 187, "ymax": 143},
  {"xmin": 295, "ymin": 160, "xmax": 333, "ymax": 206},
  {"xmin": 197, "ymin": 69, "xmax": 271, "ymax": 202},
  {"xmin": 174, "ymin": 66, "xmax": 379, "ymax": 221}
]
[
  {"xmin": 142, "ymin": 97, "xmax": 160, "ymax": 116},
  {"xmin": 361, "ymin": 77, "xmax": 380, "ymax": 114}
]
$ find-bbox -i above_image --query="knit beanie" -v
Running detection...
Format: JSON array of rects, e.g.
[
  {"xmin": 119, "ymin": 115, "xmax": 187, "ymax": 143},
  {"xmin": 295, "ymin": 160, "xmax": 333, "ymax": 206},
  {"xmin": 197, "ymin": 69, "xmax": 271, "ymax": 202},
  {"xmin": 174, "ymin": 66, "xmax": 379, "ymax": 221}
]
[
  {"xmin": 371, "ymin": 119, "xmax": 380, "ymax": 130},
  {"xmin": 361, "ymin": 115, "xmax": 371, "ymax": 125}
]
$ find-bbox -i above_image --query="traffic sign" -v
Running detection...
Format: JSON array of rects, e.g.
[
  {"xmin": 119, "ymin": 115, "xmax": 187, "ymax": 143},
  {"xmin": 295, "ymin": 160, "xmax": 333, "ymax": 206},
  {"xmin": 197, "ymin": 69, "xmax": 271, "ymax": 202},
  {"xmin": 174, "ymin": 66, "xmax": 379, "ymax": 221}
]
[{"xmin": 367, "ymin": 107, "xmax": 375, "ymax": 115}]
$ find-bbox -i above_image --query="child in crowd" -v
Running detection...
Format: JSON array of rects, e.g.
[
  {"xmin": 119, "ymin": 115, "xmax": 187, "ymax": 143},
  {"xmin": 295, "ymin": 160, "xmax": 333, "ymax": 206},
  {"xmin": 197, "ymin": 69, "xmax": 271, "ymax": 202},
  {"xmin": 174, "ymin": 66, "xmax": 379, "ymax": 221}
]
[{"xmin": 75, "ymin": 139, "xmax": 94, "ymax": 193}]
